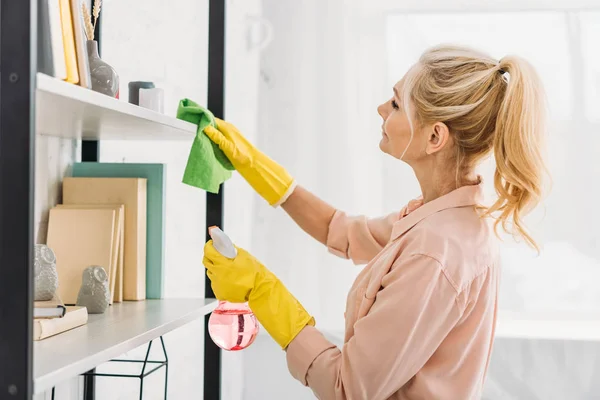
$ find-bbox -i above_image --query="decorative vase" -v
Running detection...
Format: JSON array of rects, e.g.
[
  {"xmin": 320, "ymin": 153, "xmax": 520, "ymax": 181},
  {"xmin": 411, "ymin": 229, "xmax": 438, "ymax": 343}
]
[
  {"xmin": 34, "ymin": 244, "xmax": 59, "ymax": 301},
  {"xmin": 76, "ymin": 265, "xmax": 110, "ymax": 314},
  {"xmin": 86, "ymin": 40, "xmax": 119, "ymax": 98}
]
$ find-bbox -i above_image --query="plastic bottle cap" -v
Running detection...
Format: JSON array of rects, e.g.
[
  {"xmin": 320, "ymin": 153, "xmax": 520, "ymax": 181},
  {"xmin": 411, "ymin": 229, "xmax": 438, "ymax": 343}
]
[{"xmin": 208, "ymin": 226, "xmax": 237, "ymax": 259}]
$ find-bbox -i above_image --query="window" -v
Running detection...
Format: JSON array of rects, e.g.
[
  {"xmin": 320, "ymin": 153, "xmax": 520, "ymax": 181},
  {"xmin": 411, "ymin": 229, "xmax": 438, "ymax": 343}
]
[{"xmin": 386, "ymin": 11, "xmax": 600, "ymax": 313}]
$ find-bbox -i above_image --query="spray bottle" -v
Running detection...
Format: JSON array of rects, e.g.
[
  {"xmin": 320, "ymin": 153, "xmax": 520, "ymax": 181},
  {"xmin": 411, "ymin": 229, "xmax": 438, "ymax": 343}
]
[{"xmin": 207, "ymin": 226, "xmax": 259, "ymax": 351}]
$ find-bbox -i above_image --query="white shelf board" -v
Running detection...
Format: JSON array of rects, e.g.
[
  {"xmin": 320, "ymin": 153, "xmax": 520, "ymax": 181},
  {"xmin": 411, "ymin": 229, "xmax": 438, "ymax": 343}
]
[
  {"xmin": 306, "ymin": 312, "xmax": 600, "ymax": 347},
  {"xmin": 495, "ymin": 310, "xmax": 600, "ymax": 342},
  {"xmin": 33, "ymin": 298, "xmax": 218, "ymax": 394},
  {"xmin": 35, "ymin": 73, "xmax": 197, "ymax": 140}
]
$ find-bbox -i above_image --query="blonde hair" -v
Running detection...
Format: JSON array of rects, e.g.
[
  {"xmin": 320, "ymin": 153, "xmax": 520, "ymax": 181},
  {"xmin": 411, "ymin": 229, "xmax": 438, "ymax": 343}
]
[{"xmin": 402, "ymin": 45, "xmax": 548, "ymax": 250}]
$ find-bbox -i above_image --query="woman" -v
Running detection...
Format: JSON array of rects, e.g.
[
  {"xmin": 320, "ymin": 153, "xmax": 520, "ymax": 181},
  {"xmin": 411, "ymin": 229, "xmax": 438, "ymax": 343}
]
[{"xmin": 202, "ymin": 45, "xmax": 548, "ymax": 399}]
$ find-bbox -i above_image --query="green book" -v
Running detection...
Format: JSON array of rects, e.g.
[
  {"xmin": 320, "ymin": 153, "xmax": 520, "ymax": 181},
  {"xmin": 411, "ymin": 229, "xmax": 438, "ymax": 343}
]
[{"xmin": 72, "ymin": 162, "xmax": 166, "ymax": 299}]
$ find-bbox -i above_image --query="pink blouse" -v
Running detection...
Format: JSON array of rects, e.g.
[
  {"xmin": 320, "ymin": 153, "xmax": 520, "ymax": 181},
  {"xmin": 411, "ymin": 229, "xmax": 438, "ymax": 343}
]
[{"xmin": 286, "ymin": 184, "xmax": 500, "ymax": 399}]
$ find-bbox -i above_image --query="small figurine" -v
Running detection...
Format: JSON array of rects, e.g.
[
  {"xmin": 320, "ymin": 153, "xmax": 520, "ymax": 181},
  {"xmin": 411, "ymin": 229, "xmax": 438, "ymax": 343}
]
[
  {"xmin": 34, "ymin": 244, "xmax": 59, "ymax": 301},
  {"xmin": 76, "ymin": 266, "xmax": 110, "ymax": 314}
]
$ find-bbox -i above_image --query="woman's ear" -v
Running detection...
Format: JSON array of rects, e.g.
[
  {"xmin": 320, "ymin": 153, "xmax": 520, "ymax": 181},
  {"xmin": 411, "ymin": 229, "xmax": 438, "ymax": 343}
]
[{"xmin": 425, "ymin": 122, "xmax": 450, "ymax": 155}]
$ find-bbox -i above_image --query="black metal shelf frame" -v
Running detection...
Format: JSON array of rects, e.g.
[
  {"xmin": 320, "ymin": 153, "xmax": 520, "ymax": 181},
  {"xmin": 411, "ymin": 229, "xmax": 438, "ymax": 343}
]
[
  {"xmin": 0, "ymin": 1, "xmax": 226, "ymax": 399},
  {"xmin": 205, "ymin": 1, "xmax": 226, "ymax": 399}
]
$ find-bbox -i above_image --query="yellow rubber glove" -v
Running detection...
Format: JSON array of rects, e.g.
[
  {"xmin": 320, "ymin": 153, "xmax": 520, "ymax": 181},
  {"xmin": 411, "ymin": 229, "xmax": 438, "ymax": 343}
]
[
  {"xmin": 203, "ymin": 119, "xmax": 296, "ymax": 206},
  {"xmin": 203, "ymin": 240, "xmax": 314, "ymax": 349}
]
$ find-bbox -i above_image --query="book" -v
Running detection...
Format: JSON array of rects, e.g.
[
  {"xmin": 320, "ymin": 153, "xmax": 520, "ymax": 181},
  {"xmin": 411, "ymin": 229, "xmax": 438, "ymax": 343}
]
[
  {"xmin": 63, "ymin": 177, "xmax": 148, "ymax": 301},
  {"xmin": 58, "ymin": 0, "xmax": 79, "ymax": 84},
  {"xmin": 42, "ymin": 0, "xmax": 67, "ymax": 79},
  {"xmin": 114, "ymin": 217, "xmax": 125, "ymax": 302},
  {"xmin": 47, "ymin": 207, "xmax": 116, "ymax": 305},
  {"xmin": 34, "ymin": 295, "xmax": 66, "ymax": 319},
  {"xmin": 37, "ymin": 0, "xmax": 55, "ymax": 76},
  {"xmin": 72, "ymin": 163, "xmax": 166, "ymax": 299},
  {"xmin": 55, "ymin": 204, "xmax": 125, "ymax": 303},
  {"xmin": 69, "ymin": 0, "xmax": 91, "ymax": 88},
  {"xmin": 33, "ymin": 306, "xmax": 88, "ymax": 340}
]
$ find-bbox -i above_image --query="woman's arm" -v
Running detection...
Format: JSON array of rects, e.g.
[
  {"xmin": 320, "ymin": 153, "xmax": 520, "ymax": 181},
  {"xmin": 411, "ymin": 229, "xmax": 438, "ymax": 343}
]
[
  {"xmin": 281, "ymin": 186, "xmax": 337, "ymax": 246},
  {"xmin": 283, "ymin": 185, "xmax": 400, "ymax": 263},
  {"xmin": 204, "ymin": 120, "xmax": 393, "ymax": 256}
]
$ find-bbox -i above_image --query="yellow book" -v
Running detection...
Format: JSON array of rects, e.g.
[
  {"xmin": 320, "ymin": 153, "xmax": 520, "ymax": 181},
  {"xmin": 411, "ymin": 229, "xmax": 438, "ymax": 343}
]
[
  {"xmin": 58, "ymin": 0, "xmax": 79, "ymax": 84},
  {"xmin": 47, "ymin": 207, "xmax": 116, "ymax": 305},
  {"xmin": 63, "ymin": 177, "xmax": 148, "ymax": 301},
  {"xmin": 55, "ymin": 204, "xmax": 125, "ymax": 303},
  {"xmin": 69, "ymin": 0, "xmax": 91, "ymax": 88},
  {"xmin": 115, "ymin": 216, "xmax": 125, "ymax": 302}
]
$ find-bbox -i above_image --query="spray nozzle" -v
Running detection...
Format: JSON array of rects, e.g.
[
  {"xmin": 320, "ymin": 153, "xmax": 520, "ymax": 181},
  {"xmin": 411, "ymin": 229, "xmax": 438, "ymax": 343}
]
[{"xmin": 208, "ymin": 226, "xmax": 238, "ymax": 259}]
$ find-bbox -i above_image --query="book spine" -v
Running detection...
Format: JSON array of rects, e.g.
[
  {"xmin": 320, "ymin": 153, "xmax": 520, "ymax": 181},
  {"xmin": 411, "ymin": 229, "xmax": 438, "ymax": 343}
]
[{"xmin": 58, "ymin": 0, "xmax": 79, "ymax": 84}]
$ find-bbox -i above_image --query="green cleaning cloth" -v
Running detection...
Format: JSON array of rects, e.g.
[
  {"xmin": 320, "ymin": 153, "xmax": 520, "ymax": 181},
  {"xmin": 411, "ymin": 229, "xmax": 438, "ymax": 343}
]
[{"xmin": 177, "ymin": 98, "xmax": 235, "ymax": 193}]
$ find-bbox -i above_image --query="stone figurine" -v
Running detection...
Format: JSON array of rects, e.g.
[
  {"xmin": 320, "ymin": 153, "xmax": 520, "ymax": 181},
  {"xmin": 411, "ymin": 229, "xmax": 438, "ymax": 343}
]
[
  {"xmin": 34, "ymin": 244, "xmax": 59, "ymax": 301},
  {"xmin": 76, "ymin": 265, "xmax": 110, "ymax": 314}
]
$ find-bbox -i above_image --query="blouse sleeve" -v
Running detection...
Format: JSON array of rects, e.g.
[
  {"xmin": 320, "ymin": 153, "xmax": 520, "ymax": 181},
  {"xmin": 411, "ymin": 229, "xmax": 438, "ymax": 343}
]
[
  {"xmin": 286, "ymin": 254, "xmax": 462, "ymax": 399},
  {"xmin": 326, "ymin": 210, "xmax": 400, "ymax": 264}
]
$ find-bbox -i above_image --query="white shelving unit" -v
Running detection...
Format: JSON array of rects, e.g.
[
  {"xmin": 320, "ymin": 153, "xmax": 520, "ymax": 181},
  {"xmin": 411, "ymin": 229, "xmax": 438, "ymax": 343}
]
[
  {"xmin": 35, "ymin": 73, "xmax": 197, "ymax": 140},
  {"xmin": 30, "ymin": 74, "xmax": 219, "ymax": 396},
  {"xmin": 1, "ymin": 3, "xmax": 228, "ymax": 398},
  {"xmin": 33, "ymin": 299, "xmax": 218, "ymax": 394}
]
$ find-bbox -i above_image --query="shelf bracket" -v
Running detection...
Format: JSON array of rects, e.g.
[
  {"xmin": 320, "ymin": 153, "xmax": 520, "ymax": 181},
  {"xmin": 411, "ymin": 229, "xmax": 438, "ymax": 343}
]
[{"xmin": 51, "ymin": 337, "xmax": 169, "ymax": 400}]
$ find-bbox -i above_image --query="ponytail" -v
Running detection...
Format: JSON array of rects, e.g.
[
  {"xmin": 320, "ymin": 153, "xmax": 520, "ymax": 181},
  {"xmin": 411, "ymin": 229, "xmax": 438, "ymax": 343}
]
[
  {"xmin": 484, "ymin": 56, "xmax": 548, "ymax": 251},
  {"xmin": 411, "ymin": 46, "xmax": 548, "ymax": 251}
]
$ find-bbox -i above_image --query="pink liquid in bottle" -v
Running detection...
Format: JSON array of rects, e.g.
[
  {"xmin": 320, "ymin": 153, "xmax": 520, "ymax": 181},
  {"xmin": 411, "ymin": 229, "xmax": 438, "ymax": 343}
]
[
  {"xmin": 208, "ymin": 301, "xmax": 259, "ymax": 351},
  {"xmin": 206, "ymin": 226, "xmax": 259, "ymax": 351}
]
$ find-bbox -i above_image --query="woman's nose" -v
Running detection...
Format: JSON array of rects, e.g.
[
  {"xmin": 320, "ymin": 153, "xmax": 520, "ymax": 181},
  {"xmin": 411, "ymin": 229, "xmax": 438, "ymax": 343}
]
[{"xmin": 377, "ymin": 102, "xmax": 387, "ymax": 119}]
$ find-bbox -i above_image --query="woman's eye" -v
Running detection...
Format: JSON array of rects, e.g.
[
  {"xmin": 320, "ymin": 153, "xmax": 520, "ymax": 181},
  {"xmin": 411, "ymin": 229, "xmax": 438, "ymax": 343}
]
[{"xmin": 391, "ymin": 99, "xmax": 400, "ymax": 110}]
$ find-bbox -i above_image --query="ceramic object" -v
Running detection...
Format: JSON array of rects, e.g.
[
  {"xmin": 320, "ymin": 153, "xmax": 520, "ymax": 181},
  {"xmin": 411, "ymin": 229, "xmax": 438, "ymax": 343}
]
[
  {"xmin": 76, "ymin": 265, "xmax": 110, "ymax": 314},
  {"xmin": 139, "ymin": 87, "xmax": 164, "ymax": 113},
  {"xmin": 86, "ymin": 40, "xmax": 119, "ymax": 97},
  {"xmin": 34, "ymin": 244, "xmax": 59, "ymax": 301},
  {"xmin": 128, "ymin": 81, "xmax": 155, "ymax": 105}
]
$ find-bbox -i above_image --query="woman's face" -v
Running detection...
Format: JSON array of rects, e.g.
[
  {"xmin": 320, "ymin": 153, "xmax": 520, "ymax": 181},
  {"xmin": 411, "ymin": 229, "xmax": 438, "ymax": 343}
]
[
  {"xmin": 377, "ymin": 79, "xmax": 425, "ymax": 162},
  {"xmin": 378, "ymin": 74, "xmax": 452, "ymax": 165}
]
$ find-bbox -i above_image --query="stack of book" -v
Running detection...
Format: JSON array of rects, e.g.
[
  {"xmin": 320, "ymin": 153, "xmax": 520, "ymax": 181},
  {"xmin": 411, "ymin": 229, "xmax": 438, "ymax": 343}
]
[
  {"xmin": 33, "ymin": 295, "xmax": 88, "ymax": 341},
  {"xmin": 38, "ymin": 0, "xmax": 91, "ymax": 87},
  {"xmin": 47, "ymin": 199, "xmax": 127, "ymax": 305},
  {"xmin": 44, "ymin": 163, "xmax": 167, "ymax": 306}
]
